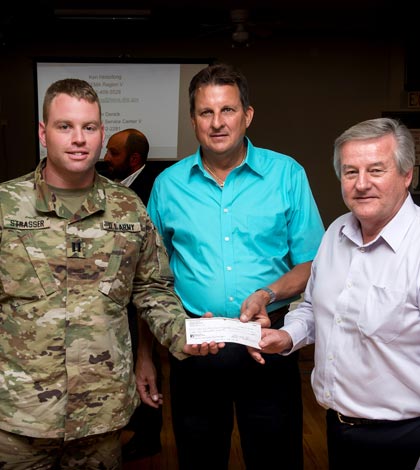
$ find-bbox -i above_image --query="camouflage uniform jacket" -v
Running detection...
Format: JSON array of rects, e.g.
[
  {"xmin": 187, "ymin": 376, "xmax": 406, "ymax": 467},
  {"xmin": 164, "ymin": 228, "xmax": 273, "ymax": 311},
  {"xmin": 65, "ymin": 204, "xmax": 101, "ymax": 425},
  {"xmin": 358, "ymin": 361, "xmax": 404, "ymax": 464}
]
[{"xmin": 0, "ymin": 160, "xmax": 188, "ymax": 440}]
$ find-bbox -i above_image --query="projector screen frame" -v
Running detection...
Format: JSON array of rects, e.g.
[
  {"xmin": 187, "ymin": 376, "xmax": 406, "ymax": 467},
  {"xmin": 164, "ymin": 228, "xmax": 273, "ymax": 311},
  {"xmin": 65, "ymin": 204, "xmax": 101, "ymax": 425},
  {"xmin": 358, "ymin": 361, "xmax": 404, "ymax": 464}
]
[{"xmin": 33, "ymin": 57, "xmax": 214, "ymax": 162}]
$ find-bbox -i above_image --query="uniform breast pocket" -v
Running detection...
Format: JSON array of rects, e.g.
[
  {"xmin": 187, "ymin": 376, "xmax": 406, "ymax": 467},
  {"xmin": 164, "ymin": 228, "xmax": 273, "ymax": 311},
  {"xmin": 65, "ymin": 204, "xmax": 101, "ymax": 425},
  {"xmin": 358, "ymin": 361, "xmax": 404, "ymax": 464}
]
[
  {"xmin": 357, "ymin": 285, "xmax": 406, "ymax": 343},
  {"xmin": 0, "ymin": 230, "xmax": 58, "ymax": 305},
  {"xmin": 98, "ymin": 233, "xmax": 140, "ymax": 306}
]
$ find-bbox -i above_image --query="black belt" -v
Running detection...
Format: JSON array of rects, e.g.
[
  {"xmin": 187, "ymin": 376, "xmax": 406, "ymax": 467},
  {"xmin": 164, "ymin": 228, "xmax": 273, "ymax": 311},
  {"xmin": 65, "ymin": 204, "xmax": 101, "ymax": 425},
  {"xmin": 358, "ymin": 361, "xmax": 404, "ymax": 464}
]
[
  {"xmin": 331, "ymin": 409, "xmax": 419, "ymax": 426},
  {"xmin": 268, "ymin": 304, "xmax": 290, "ymax": 326}
]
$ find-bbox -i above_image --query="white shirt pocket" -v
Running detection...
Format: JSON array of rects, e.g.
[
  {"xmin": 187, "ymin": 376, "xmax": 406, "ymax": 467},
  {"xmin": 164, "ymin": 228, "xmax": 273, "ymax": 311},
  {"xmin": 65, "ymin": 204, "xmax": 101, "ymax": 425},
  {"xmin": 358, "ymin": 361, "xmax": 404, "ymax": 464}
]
[{"xmin": 357, "ymin": 285, "xmax": 406, "ymax": 343}]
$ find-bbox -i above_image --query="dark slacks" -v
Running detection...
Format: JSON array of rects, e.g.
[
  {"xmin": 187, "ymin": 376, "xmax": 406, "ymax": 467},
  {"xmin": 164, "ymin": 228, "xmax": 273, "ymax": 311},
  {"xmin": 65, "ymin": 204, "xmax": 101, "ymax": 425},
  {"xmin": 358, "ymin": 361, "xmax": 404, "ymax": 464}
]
[
  {"xmin": 169, "ymin": 315, "xmax": 303, "ymax": 470},
  {"xmin": 327, "ymin": 409, "xmax": 420, "ymax": 470}
]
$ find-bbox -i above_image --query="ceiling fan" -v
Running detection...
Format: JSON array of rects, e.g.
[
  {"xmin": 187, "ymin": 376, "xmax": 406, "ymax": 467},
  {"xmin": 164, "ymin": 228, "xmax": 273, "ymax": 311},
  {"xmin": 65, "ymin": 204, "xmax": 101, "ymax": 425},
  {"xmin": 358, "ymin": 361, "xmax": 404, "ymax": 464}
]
[
  {"xmin": 196, "ymin": 7, "xmax": 277, "ymax": 47},
  {"xmin": 230, "ymin": 9, "xmax": 251, "ymax": 46}
]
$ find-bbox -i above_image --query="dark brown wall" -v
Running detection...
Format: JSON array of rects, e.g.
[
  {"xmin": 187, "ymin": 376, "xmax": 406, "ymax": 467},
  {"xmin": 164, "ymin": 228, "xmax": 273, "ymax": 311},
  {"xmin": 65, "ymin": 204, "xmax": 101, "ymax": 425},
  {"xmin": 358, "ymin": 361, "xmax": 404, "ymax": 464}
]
[{"xmin": 0, "ymin": 11, "xmax": 415, "ymax": 226}]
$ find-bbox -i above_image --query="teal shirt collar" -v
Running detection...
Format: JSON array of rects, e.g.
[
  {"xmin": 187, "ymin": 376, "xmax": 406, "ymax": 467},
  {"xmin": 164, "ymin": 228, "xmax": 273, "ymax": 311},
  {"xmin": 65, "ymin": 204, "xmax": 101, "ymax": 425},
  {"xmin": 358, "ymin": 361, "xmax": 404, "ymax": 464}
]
[{"xmin": 189, "ymin": 137, "xmax": 263, "ymax": 181}]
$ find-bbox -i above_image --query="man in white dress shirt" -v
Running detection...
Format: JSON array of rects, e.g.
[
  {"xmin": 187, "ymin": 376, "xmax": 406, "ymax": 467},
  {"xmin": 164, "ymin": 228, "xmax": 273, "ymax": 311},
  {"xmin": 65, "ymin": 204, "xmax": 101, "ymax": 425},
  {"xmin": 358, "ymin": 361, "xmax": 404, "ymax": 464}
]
[{"xmin": 244, "ymin": 117, "xmax": 420, "ymax": 470}]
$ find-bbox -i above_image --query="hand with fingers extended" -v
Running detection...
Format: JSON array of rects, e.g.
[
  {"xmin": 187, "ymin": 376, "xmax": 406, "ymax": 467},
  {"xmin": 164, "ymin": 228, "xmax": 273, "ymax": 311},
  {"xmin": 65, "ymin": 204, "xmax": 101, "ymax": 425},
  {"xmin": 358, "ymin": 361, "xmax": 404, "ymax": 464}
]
[{"xmin": 183, "ymin": 311, "xmax": 226, "ymax": 356}]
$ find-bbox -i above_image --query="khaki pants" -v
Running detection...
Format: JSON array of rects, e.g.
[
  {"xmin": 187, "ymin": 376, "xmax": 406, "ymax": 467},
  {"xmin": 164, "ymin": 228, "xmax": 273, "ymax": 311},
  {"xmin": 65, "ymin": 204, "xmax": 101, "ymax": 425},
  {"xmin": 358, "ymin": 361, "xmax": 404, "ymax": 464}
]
[{"xmin": 0, "ymin": 428, "xmax": 122, "ymax": 470}]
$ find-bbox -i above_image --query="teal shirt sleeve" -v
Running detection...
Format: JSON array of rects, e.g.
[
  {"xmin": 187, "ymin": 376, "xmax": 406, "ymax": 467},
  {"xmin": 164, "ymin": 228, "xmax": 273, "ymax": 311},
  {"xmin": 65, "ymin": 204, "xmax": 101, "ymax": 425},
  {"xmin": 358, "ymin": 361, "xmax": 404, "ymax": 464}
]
[{"xmin": 287, "ymin": 164, "xmax": 325, "ymax": 265}]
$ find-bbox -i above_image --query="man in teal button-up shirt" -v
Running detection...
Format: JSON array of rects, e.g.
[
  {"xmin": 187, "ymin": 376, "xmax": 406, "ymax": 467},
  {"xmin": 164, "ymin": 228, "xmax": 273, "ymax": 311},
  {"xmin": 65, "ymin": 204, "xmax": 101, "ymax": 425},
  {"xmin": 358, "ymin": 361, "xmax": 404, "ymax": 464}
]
[{"xmin": 148, "ymin": 63, "xmax": 324, "ymax": 470}]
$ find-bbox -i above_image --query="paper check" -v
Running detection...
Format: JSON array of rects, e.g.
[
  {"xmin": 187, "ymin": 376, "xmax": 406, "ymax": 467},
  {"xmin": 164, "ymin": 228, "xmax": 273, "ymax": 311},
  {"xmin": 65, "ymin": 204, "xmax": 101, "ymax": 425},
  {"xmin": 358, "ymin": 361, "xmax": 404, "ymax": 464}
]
[{"xmin": 185, "ymin": 317, "xmax": 261, "ymax": 349}]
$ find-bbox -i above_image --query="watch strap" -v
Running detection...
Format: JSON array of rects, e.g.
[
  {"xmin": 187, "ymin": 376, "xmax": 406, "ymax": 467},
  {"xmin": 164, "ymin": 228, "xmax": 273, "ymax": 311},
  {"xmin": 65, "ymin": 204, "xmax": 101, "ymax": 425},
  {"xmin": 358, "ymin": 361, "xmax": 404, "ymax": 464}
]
[{"xmin": 255, "ymin": 287, "xmax": 276, "ymax": 305}]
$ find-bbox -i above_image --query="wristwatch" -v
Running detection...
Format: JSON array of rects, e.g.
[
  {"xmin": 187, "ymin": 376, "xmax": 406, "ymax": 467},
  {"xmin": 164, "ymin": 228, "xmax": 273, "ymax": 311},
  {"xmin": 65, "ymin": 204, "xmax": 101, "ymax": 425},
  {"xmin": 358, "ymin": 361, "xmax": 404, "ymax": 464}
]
[{"xmin": 255, "ymin": 287, "xmax": 276, "ymax": 305}]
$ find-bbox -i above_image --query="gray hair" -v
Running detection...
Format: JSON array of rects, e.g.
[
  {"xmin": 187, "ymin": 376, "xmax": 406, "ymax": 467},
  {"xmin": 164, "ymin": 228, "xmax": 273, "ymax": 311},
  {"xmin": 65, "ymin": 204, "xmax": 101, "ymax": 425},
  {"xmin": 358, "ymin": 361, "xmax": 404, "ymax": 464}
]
[{"xmin": 333, "ymin": 117, "xmax": 415, "ymax": 178}]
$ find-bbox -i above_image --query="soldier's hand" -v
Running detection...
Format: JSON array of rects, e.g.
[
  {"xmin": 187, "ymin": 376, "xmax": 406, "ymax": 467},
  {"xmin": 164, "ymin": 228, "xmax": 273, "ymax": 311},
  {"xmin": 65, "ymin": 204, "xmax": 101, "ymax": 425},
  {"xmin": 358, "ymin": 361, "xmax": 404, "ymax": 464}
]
[
  {"xmin": 135, "ymin": 356, "xmax": 162, "ymax": 408},
  {"xmin": 183, "ymin": 340, "xmax": 225, "ymax": 355},
  {"xmin": 182, "ymin": 311, "xmax": 226, "ymax": 356}
]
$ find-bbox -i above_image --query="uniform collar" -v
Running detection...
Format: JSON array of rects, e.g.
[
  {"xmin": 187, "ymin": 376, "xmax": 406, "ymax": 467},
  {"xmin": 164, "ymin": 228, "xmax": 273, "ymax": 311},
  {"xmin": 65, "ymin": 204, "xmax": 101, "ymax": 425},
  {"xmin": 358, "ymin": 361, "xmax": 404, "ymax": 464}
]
[{"xmin": 34, "ymin": 159, "xmax": 107, "ymax": 219}]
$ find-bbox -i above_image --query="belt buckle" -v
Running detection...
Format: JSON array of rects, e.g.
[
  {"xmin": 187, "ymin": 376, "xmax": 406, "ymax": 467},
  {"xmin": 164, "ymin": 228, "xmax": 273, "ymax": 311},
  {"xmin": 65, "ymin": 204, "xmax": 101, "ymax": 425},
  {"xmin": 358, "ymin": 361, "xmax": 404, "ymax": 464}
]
[{"xmin": 337, "ymin": 412, "xmax": 355, "ymax": 426}]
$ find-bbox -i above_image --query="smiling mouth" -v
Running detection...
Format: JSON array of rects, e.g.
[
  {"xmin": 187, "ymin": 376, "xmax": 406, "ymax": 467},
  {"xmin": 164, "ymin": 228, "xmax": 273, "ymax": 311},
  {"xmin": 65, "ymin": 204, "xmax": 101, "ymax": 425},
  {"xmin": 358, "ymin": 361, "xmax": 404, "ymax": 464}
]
[
  {"xmin": 68, "ymin": 152, "xmax": 88, "ymax": 158},
  {"xmin": 355, "ymin": 196, "xmax": 375, "ymax": 202}
]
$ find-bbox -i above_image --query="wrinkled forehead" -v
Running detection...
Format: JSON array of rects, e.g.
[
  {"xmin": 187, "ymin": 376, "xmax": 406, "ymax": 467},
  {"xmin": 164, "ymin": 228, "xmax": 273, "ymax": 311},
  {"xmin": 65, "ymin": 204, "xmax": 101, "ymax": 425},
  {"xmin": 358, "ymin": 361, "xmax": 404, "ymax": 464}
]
[{"xmin": 341, "ymin": 134, "xmax": 396, "ymax": 163}]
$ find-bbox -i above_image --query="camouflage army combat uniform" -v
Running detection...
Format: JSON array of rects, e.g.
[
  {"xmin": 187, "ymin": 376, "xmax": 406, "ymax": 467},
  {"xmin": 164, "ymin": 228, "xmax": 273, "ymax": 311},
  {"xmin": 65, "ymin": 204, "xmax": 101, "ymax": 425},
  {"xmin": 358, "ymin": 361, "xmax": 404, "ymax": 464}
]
[{"xmin": 0, "ymin": 160, "xmax": 187, "ymax": 442}]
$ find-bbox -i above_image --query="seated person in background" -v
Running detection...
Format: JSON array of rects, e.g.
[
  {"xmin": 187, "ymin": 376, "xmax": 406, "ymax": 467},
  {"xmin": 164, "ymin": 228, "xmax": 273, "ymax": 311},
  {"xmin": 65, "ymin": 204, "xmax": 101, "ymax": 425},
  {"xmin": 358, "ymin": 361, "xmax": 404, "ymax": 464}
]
[
  {"xmin": 104, "ymin": 128, "xmax": 157, "ymax": 204},
  {"xmin": 103, "ymin": 128, "xmax": 163, "ymax": 462}
]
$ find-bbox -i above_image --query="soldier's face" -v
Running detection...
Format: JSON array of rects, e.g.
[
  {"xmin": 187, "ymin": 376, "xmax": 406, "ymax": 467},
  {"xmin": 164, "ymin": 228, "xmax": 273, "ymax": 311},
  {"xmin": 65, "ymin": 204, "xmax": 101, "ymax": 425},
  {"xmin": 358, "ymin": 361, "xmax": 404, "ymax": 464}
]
[{"xmin": 39, "ymin": 93, "xmax": 104, "ymax": 188}]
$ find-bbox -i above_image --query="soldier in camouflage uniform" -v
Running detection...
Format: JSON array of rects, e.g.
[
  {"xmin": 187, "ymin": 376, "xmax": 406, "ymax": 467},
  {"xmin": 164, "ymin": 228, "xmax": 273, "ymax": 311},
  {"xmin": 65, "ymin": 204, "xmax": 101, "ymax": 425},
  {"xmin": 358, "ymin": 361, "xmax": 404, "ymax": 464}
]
[{"xmin": 0, "ymin": 78, "xmax": 221, "ymax": 470}]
